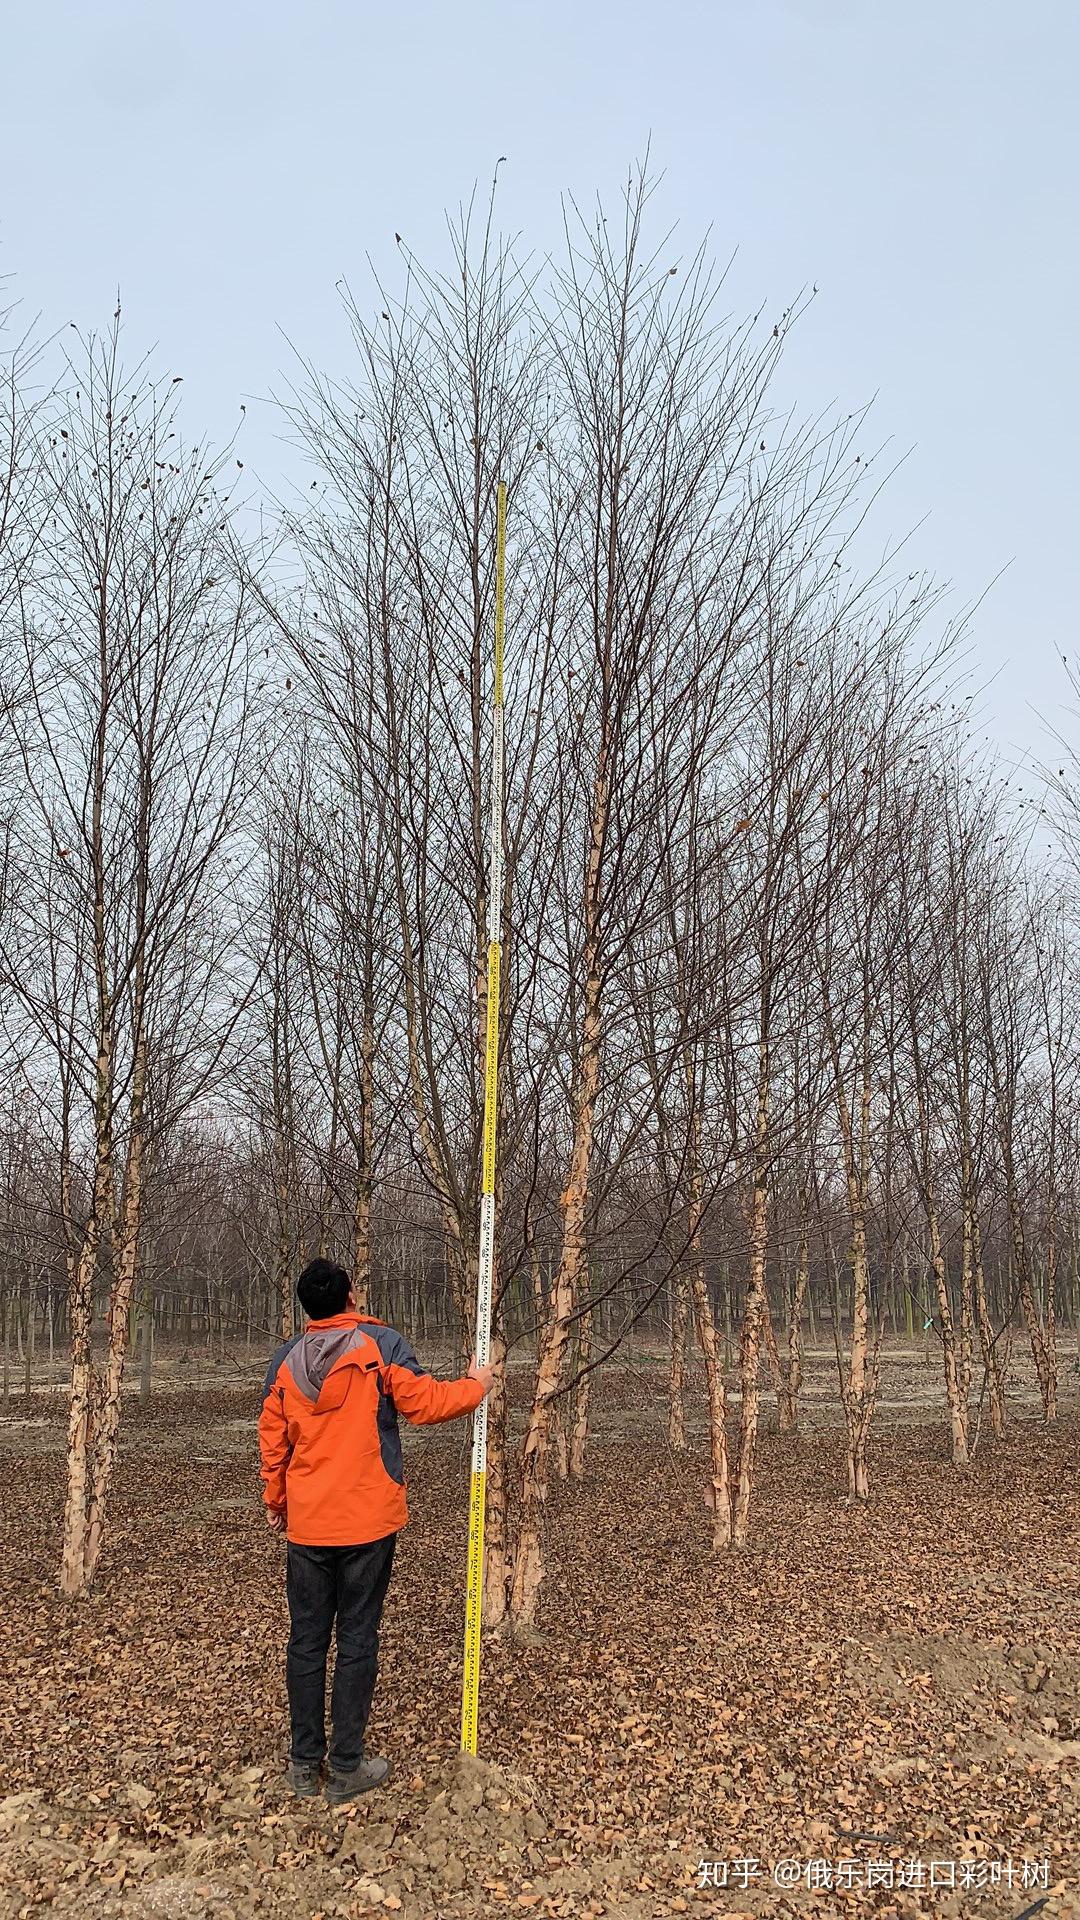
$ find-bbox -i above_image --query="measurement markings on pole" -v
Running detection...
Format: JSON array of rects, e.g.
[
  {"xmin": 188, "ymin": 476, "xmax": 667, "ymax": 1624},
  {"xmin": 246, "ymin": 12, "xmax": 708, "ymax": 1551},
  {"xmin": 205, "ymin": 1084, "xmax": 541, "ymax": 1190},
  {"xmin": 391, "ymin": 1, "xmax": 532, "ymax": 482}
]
[{"xmin": 461, "ymin": 479, "xmax": 506, "ymax": 1756}]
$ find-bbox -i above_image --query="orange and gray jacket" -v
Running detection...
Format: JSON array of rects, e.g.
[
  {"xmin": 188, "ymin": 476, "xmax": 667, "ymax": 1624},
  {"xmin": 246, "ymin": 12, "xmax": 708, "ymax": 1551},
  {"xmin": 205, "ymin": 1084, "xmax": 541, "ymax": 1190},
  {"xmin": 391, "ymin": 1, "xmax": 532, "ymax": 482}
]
[{"xmin": 258, "ymin": 1311, "xmax": 484, "ymax": 1546}]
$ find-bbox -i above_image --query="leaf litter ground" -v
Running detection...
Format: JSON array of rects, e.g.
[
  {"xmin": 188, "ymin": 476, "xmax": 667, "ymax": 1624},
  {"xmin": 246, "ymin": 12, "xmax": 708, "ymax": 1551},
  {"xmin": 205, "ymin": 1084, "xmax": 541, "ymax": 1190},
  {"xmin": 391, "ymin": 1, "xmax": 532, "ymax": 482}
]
[{"xmin": 0, "ymin": 1350, "xmax": 1078, "ymax": 1920}]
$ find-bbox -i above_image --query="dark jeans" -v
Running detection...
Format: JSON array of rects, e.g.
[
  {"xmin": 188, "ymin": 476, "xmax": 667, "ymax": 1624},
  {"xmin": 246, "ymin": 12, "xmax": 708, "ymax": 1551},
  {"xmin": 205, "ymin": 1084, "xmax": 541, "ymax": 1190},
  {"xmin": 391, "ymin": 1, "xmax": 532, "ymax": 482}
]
[{"xmin": 285, "ymin": 1534, "xmax": 397, "ymax": 1772}]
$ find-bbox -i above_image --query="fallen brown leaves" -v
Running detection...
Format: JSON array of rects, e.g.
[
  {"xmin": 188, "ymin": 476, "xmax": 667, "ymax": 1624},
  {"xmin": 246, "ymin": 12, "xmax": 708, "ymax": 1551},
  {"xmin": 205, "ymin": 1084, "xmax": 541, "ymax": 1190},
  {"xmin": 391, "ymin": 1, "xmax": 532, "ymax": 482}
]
[{"xmin": 0, "ymin": 1361, "xmax": 1077, "ymax": 1920}]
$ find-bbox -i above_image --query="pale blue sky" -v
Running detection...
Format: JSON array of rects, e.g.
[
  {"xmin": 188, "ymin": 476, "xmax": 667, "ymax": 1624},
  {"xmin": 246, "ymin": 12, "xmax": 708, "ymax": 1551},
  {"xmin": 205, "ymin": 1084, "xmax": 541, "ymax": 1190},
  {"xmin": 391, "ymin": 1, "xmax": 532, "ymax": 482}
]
[{"xmin": 2, "ymin": 0, "xmax": 1076, "ymax": 769}]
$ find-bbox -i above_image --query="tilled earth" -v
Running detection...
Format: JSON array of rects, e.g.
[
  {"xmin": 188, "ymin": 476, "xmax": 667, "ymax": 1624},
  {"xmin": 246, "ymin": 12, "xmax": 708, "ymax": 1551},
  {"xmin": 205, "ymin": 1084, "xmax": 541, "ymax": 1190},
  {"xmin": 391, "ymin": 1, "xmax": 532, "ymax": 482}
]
[{"xmin": 1, "ymin": 1354, "xmax": 1078, "ymax": 1919}]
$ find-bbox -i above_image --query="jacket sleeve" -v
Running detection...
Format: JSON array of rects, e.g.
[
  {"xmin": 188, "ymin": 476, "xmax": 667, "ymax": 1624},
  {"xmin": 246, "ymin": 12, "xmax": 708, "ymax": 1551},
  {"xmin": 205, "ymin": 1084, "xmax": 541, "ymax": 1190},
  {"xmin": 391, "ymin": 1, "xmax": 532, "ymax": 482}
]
[
  {"xmin": 384, "ymin": 1335, "xmax": 485, "ymax": 1426},
  {"xmin": 258, "ymin": 1372, "xmax": 292, "ymax": 1511}
]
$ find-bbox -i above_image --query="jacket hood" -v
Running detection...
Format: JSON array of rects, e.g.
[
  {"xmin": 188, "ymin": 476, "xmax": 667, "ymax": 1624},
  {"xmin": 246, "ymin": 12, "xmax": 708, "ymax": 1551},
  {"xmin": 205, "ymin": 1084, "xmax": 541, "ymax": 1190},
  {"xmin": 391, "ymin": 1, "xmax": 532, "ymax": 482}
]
[{"xmin": 290, "ymin": 1323, "xmax": 372, "ymax": 1407}]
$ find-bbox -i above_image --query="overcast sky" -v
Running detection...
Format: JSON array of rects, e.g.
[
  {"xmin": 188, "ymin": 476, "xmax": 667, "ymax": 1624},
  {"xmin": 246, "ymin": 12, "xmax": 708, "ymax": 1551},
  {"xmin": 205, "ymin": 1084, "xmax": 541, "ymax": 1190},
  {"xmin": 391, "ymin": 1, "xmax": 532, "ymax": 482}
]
[{"xmin": 2, "ymin": 0, "xmax": 1076, "ymax": 772}]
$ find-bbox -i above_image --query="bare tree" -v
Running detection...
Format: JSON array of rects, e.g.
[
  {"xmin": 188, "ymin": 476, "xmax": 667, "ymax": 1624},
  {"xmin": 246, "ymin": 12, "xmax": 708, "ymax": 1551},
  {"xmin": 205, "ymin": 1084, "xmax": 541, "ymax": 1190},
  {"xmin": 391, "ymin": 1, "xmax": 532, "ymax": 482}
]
[{"xmin": 1, "ymin": 320, "xmax": 263, "ymax": 1593}]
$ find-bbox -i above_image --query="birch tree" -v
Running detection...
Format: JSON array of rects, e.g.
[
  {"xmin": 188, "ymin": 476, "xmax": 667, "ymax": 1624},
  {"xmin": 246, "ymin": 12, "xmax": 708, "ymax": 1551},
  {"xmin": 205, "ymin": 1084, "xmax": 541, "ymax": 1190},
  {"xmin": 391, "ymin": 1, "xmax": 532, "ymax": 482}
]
[{"xmin": 1, "ymin": 322, "xmax": 263, "ymax": 1593}]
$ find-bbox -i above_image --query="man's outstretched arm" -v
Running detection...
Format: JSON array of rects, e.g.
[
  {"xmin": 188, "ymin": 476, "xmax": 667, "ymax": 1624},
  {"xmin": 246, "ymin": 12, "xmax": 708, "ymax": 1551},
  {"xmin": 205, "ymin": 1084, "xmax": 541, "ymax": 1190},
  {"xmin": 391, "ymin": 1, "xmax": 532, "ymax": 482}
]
[{"xmin": 384, "ymin": 1339, "xmax": 495, "ymax": 1425}]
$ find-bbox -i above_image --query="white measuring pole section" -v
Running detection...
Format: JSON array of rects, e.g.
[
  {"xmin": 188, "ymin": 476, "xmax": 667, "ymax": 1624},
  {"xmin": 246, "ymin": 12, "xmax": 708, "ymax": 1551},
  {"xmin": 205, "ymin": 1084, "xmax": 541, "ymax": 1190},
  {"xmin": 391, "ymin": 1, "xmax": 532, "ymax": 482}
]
[{"xmin": 461, "ymin": 479, "xmax": 506, "ymax": 1755}]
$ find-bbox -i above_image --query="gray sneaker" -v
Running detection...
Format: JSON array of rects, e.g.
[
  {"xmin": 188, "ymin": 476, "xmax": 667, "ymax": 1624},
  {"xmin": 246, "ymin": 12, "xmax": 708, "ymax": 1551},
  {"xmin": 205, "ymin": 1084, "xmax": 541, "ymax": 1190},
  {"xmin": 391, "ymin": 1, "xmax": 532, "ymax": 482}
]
[
  {"xmin": 286, "ymin": 1760, "xmax": 322, "ymax": 1798},
  {"xmin": 325, "ymin": 1755, "xmax": 390, "ymax": 1804}
]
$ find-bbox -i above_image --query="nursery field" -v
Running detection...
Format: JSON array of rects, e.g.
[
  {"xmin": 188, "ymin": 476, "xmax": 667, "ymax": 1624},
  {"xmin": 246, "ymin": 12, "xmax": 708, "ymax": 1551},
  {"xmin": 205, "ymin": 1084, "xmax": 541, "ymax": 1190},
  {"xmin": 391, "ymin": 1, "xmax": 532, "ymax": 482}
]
[{"xmin": 0, "ymin": 1349, "xmax": 1078, "ymax": 1920}]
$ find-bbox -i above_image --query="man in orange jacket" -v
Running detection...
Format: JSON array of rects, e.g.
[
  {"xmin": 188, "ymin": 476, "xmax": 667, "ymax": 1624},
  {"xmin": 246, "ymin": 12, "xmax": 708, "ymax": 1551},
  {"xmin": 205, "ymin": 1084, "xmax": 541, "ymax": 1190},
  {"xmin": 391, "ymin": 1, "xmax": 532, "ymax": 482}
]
[{"xmin": 259, "ymin": 1257, "xmax": 494, "ymax": 1804}]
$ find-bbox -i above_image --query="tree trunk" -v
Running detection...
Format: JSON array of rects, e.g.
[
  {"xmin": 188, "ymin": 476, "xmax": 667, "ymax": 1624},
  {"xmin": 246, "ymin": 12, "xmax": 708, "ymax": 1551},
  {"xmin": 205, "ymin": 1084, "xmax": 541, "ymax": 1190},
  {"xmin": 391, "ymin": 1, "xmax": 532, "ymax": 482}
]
[
  {"xmin": 733, "ymin": 1061, "xmax": 769, "ymax": 1547},
  {"xmin": 970, "ymin": 1208, "xmax": 1005, "ymax": 1437},
  {"xmin": 568, "ymin": 1303, "xmax": 592, "ymax": 1478},
  {"xmin": 352, "ymin": 1163, "xmax": 371, "ymax": 1316},
  {"xmin": 510, "ymin": 1232, "xmax": 576, "ymax": 1623},
  {"xmin": 447, "ymin": 1226, "xmax": 478, "ymax": 1367},
  {"xmin": 59, "ymin": 1228, "xmax": 98, "ymax": 1597},
  {"xmin": 83, "ymin": 1104, "xmax": 148, "ymax": 1585},
  {"xmin": 553, "ymin": 1398, "xmax": 570, "ymax": 1481},
  {"xmin": 1003, "ymin": 1148, "xmax": 1054, "ymax": 1418},
  {"xmin": 274, "ymin": 1123, "xmax": 294, "ymax": 1340},
  {"xmin": 668, "ymin": 1269, "xmax": 688, "ymax": 1450},
  {"xmin": 687, "ymin": 1136, "xmax": 731, "ymax": 1546},
  {"xmin": 510, "ymin": 755, "xmax": 607, "ymax": 1626},
  {"xmin": 139, "ymin": 1293, "xmax": 154, "ymax": 1400},
  {"xmin": 926, "ymin": 1191, "xmax": 968, "ymax": 1468},
  {"xmin": 1044, "ymin": 1219, "xmax": 1059, "ymax": 1421},
  {"xmin": 779, "ymin": 1217, "xmax": 810, "ymax": 1433},
  {"xmin": 760, "ymin": 1286, "xmax": 783, "ymax": 1420},
  {"xmin": 830, "ymin": 1043, "xmax": 877, "ymax": 1502},
  {"xmin": 959, "ymin": 1186, "xmax": 975, "ymax": 1410},
  {"xmin": 352, "ymin": 988, "xmax": 375, "ymax": 1312},
  {"xmin": 482, "ymin": 1325, "xmax": 510, "ymax": 1628},
  {"xmin": 23, "ymin": 1291, "xmax": 35, "ymax": 1401},
  {"xmin": 845, "ymin": 1206, "xmax": 872, "ymax": 1500}
]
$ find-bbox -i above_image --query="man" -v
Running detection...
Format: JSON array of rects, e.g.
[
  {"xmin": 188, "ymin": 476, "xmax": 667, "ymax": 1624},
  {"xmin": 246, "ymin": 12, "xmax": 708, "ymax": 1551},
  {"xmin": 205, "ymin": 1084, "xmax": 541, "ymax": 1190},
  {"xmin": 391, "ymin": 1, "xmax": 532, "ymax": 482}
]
[{"xmin": 259, "ymin": 1258, "xmax": 494, "ymax": 1805}]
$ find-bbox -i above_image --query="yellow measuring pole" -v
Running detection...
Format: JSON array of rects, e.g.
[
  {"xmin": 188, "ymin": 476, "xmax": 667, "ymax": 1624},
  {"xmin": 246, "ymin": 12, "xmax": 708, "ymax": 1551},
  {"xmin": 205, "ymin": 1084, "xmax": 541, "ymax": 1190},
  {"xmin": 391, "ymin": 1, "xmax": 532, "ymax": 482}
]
[{"xmin": 461, "ymin": 480, "xmax": 506, "ymax": 1756}]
